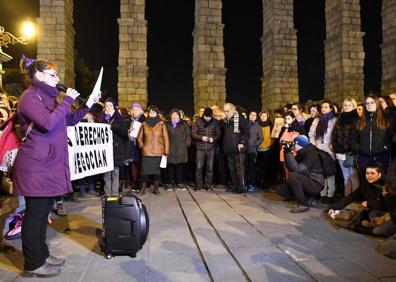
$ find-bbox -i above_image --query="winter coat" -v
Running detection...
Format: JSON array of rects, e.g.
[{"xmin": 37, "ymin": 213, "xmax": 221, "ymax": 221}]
[
  {"xmin": 191, "ymin": 117, "xmax": 221, "ymax": 151},
  {"xmin": 100, "ymin": 112, "xmax": 129, "ymax": 166},
  {"xmin": 349, "ymin": 112, "xmax": 394, "ymax": 156},
  {"xmin": 331, "ymin": 178, "xmax": 386, "ymax": 211},
  {"xmin": 127, "ymin": 115, "xmax": 145, "ymax": 163},
  {"xmin": 138, "ymin": 120, "xmax": 169, "ymax": 157},
  {"xmin": 13, "ymin": 80, "xmax": 89, "ymax": 197},
  {"xmin": 284, "ymin": 144, "xmax": 324, "ymax": 186},
  {"xmin": 167, "ymin": 120, "xmax": 191, "ymax": 164},
  {"xmin": 247, "ymin": 122, "xmax": 263, "ymax": 154},
  {"xmin": 332, "ymin": 110, "xmax": 359, "ymax": 154},
  {"xmin": 309, "ymin": 116, "xmax": 337, "ymax": 158},
  {"xmin": 221, "ymin": 113, "xmax": 250, "ymax": 154}
]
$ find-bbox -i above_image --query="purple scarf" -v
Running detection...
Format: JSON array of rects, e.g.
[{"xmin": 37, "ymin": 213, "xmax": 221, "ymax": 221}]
[
  {"xmin": 316, "ymin": 111, "xmax": 335, "ymax": 138},
  {"xmin": 171, "ymin": 119, "xmax": 180, "ymax": 128}
]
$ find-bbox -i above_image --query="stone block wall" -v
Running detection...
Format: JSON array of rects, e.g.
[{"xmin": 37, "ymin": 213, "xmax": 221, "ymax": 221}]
[
  {"xmin": 37, "ymin": 0, "xmax": 75, "ymax": 87},
  {"xmin": 324, "ymin": 0, "xmax": 364, "ymax": 104},
  {"xmin": 382, "ymin": 0, "xmax": 396, "ymax": 94},
  {"xmin": 193, "ymin": 0, "xmax": 226, "ymax": 113},
  {"xmin": 261, "ymin": 0, "xmax": 298, "ymax": 110},
  {"xmin": 118, "ymin": 0, "xmax": 148, "ymax": 109}
]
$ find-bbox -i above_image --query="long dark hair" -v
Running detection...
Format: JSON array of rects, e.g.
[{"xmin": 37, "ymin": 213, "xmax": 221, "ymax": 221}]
[{"xmin": 357, "ymin": 94, "xmax": 389, "ymax": 130}]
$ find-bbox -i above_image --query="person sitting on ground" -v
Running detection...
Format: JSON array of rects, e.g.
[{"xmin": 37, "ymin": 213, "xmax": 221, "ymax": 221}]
[
  {"xmin": 328, "ymin": 162, "xmax": 391, "ymax": 234},
  {"xmin": 276, "ymin": 135, "xmax": 324, "ymax": 213}
]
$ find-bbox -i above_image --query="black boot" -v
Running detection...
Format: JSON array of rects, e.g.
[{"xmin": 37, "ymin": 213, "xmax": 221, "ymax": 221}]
[{"xmin": 153, "ymin": 181, "xmax": 160, "ymax": 195}]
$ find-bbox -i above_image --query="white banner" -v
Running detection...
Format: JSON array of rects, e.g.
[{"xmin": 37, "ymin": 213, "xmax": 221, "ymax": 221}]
[{"xmin": 67, "ymin": 123, "xmax": 114, "ymax": 181}]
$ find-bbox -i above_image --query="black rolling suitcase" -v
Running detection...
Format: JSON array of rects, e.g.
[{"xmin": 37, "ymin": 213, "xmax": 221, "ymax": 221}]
[{"xmin": 101, "ymin": 195, "xmax": 149, "ymax": 259}]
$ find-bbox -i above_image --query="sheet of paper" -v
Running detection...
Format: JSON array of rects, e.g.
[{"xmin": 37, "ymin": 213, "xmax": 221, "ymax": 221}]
[{"xmin": 129, "ymin": 121, "xmax": 142, "ymax": 138}]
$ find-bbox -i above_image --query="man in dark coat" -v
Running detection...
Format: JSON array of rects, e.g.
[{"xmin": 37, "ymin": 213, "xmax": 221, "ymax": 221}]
[
  {"xmin": 191, "ymin": 107, "xmax": 221, "ymax": 190},
  {"xmin": 222, "ymin": 103, "xmax": 250, "ymax": 193},
  {"xmin": 277, "ymin": 135, "xmax": 324, "ymax": 213}
]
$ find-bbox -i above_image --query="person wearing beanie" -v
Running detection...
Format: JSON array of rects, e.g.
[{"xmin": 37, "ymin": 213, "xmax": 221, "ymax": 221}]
[
  {"xmin": 191, "ymin": 107, "xmax": 221, "ymax": 190},
  {"xmin": 166, "ymin": 109, "xmax": 191, "ymax": 189},
  {"xmin": 100, "ymin": 98, "xmax": 129, "ymax": 197},
  {"xmin": 137, "ymin": 105, "xmax": 169, "ymax": 195},
  {"xmin": 276, "ymin": 135, "xmax": 324, "ymax": 213}
]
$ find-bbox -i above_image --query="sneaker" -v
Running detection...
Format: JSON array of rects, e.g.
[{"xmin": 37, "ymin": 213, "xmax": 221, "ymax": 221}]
[
  {"xmin": 46, "ymin": 255, "xmax": 65, "ymax": 267},
  {"xmin": 53, "ymin": 203, "xmax": 67, "ymax": 217},
  {"xmin": 4, "ymin": 219, "xmax": 22, "ymax": 240},
  {"xmin": 23, "ymin": 263, "xmax": 61, "ymax": 278},
  {"xmin": 177, "ymin": 184, "xmax": 187, "ymax": 190},
  {"xmin": 290, "ymin": 205, "xmax": 310, "ymax": 213},
  {"xmin": 247, "ymin": 185, "xmax": 256, "ymax": 192}
]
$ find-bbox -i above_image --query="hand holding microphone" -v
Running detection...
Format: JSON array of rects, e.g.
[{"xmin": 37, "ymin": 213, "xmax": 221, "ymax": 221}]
[{"xmin": 57, "ymin": 84, "xmax": 101, "ymax": 108}]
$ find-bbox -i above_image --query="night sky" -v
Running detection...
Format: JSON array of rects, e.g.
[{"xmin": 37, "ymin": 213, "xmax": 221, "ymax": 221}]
[{"xmin": 0, "ymin": 0, "xmax": 382, "ymax": 115}]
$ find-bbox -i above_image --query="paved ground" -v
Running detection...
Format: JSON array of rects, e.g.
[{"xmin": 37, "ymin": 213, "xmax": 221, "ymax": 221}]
[{"xmin": 1, "ymin": 187, "xmax": 396, "ymax": 282}]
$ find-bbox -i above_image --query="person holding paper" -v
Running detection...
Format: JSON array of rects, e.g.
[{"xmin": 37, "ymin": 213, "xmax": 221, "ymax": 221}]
[
  {"xmin": 137, "ymin": 105, "xmax": 169, "ymax": 195},
  {"xmin": 100, "ymin": 98, "xmax": 129, "ymax": 197},
  {"xmin": 13, "ymin": 56, "xmax": 100, "ymax": 277}
]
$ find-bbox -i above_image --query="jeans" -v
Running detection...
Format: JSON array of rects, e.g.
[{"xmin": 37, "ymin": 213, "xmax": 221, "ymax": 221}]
[
  {"xmin": 78, "ymin": 176, "xmax": 95, "ymax": 196},
  {"xmin": 320, "ymin": 175, "xmax": 336, "ymax": 197},
  {"xmin": 226, "ymin": 153, "xmax": 246, "ymax": 192},
  {"xmin": 103, "ymin": 166, "xmax": 120, "ymax": 196},
  {"xmin": 195, "ymin": 149, "xmax": 215, "ymax": 187},
  {"xmin": 22, "ymin": 197, "xmax": 54, "ymax": 271},
  {"xmin": 337, "ymin": 159, "xmax": 359, "ymax": 196}
]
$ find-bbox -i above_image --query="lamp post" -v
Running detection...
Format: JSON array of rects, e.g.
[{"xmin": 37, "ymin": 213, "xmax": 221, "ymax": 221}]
[{"xmin": 0, "ymin": 22, "xmax": 35, "ymax": 88}]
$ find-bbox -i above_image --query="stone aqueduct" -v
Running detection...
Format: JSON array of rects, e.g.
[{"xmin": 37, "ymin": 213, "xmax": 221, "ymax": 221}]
[{"xmin": 37, "ymin": 0, "xmax": 396, "ymax": 113}]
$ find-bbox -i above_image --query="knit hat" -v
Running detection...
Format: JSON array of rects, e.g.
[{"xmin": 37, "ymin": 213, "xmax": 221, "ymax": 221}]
[
  {"xmin": 132, "ymin": 103, "xmax": 142, "ymax": 110},
  {"xmin": 203, "ymin": 107, "xmax": 213, "ymax": 117},
  {"xmin": 104, "ymin": 97, "xmax": 117, "ymax": 108},
  {"xmin": 294, "ymin": 135, "xmax": 309, "ymax": 148}
]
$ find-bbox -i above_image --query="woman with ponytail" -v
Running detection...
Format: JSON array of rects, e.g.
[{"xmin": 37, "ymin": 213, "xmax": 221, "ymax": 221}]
[{"xmin": 13, "ymin": 56, "xmax": 97, "ymax": 277}]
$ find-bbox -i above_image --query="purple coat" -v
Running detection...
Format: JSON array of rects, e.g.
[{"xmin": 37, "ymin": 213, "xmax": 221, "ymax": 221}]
[{"xmin": 13, "ymin": 80, "xmax": 89, "ymax": 197}]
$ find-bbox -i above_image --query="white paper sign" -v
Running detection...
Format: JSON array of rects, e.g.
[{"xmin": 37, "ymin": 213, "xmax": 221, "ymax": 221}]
[
  {"xmin": 67, "ymin": 123, "xmax": 114, "ymax": 181},
  {"xmin": 129, "ymin": 121, "xmax": 142, "ymax": 138},
  {"xmin": 160, "ymin": 155, "xmax": 167, "ymax": 168}
]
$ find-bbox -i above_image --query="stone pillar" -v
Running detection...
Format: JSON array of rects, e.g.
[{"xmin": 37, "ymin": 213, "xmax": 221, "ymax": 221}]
[
  {"xmin": 381, "ymin": 1, "xmax": 396, "ymax": 93},
  {"xmin": 324, "ymin": 0, "xmax": 364, "ymax": 104},
  {"xmin": 193, "ymin": 0, "xmax": 226, "ymax": 113},
  {"xmin": 37, "ymin": 0, "xmax": 75, "ymax": 87},
  {"xmin": 261, "ymin": 0, "xmax": 298, "ymax": 110},
  {"xmin": 118, "ymin": 0, "xmax": 148, "ymax": 109}
]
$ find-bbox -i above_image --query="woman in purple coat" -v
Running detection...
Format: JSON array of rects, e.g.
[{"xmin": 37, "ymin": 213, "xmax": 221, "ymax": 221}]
[{"xmin": 13, "ymin": 57, "xmax": 93, "ymax": 277}]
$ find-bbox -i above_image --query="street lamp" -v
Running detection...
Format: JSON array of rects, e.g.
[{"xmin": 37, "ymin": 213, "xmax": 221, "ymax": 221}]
[{"xmin": 0, "ymin": 21, "xmax": 35, "ymax": 88}]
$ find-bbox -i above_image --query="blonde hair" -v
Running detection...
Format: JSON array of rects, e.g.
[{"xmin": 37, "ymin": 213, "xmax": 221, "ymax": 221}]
[{"xmin": 343, "ymin": 97, "xmax": 357, "ymax": 109}]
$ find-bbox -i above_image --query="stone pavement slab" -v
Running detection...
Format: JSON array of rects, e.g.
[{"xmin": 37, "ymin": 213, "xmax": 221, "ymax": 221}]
[{"xmin": 1, "ymin": 188, "xmax": 396, "ymax": 281}]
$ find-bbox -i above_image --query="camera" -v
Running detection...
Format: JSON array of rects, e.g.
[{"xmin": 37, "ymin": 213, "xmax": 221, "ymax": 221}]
[{"xmin": 281, "ymin": 140, "xmax": 296, "ymax": 150}]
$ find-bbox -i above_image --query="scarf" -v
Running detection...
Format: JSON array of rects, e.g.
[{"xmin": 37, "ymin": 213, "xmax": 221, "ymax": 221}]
[
  {"xmin": 258, "ymin": 120, "xmax": 272, "ymax": 128},
  {"xmin": 233, "ymin": 111, "xmax": 240, "ymax": 133},
  {"xmin": 171, "ymin": 119, "xmax": 180, "ymax": 128},
  {"xmin": 249, "ymin": 121, "xmax": 256, "ymax": 128},
  {"xmin": 316, "ymin": 111, "xmax": 335, "ymax": 138},
  {"xmin": 146, "ymin": 116, "xmax": 161, "ymax": 127},
  {"xmin": 338, "ymin": 109, "xmax": 359, "ymax": 126}
]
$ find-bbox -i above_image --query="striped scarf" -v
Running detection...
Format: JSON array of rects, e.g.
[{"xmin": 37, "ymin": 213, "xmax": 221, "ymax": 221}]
[{"xmin": 233, "ymin": 112, "xmax": 240, "ymax": 133}]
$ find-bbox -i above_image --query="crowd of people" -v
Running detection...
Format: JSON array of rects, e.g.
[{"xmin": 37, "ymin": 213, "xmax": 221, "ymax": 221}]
[{"xmin": 1, "ymin": 57, "xmax": 396, "ymax": 276}]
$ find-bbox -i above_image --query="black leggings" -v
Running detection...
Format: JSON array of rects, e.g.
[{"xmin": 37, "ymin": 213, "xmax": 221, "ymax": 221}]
[{"xmin": 22, "ymin": 197, "xmax": 54, "ymax": 271}]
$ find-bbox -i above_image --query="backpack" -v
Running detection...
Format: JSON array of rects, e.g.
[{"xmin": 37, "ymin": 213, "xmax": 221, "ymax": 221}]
[{"xmin": 316, "ymin": 148, "xmax": 337, "ymax": 177}]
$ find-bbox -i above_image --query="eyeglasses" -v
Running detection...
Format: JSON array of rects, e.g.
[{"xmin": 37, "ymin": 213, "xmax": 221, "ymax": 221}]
[
  {"xmin": 365, "ymin": 101, "xmax": 376, "ymax": 106},
  {"xmin": 42, "ymin": 71, "xmax": 59, "ymax": 78}
]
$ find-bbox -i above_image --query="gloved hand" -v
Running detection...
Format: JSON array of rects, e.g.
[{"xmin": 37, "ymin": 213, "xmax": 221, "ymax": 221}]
[
  {"xmin": 86, "ymin": 90, "xmax": 101, "ymax": 108},
  {"xmin": 328, "ymin": 209, "xmax": 340, "ymax": 219}
]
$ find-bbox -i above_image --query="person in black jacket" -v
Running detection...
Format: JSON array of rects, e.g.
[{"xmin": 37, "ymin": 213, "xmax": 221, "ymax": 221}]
[
  {"xmin": 332, "ymin": 98, "xmax": 360, "ymax": 195},
  {"xmin": 277, "ymin": 135, "xmax": 324, "ymax": 213},
  {"xmin": 350, "ymin": 94, "xmax": 395, "ymax": 176},
  {"xmin": 222, "ymin": 103, "xmax": 250, "ymax": 193},
  {"xmin": 100, "ymin": 98, "xmax": 129, "ymax": 197},
  {"xmin": 191, "ymin": 107, "xmax": 221, "ymax": 190}
]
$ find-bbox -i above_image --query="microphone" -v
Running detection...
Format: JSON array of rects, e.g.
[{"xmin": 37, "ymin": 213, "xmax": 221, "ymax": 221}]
[{"xmin": 56, "ymin": 84, "xmax": 86, "ymax": 104}]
